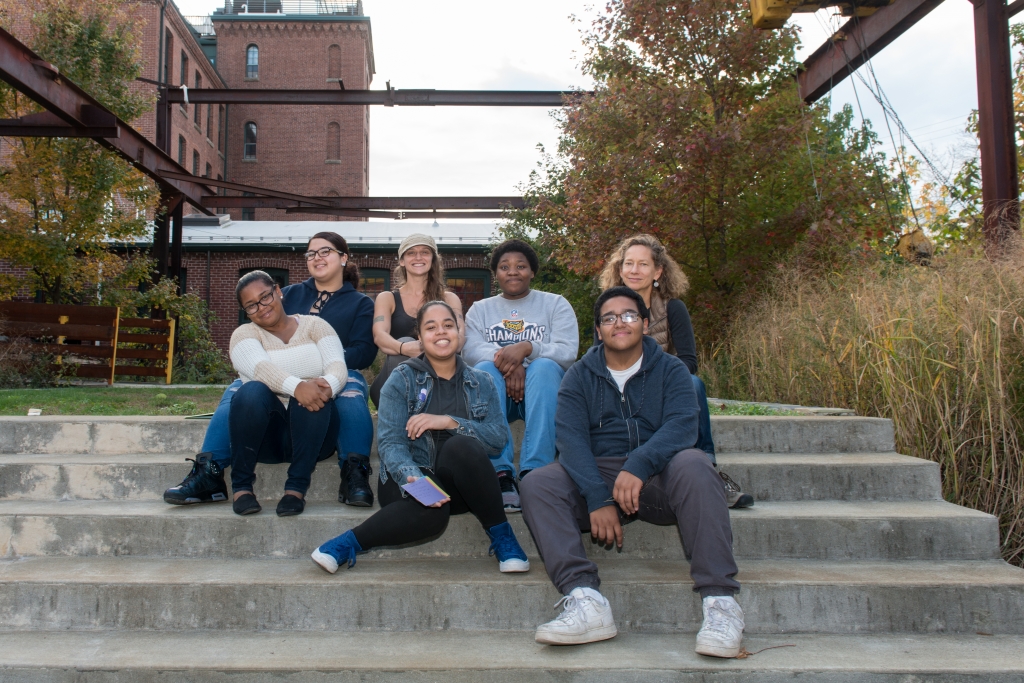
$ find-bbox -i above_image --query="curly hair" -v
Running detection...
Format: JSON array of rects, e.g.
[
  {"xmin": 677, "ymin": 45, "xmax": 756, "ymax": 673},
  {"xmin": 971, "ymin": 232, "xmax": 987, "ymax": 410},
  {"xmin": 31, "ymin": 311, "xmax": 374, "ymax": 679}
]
[
  {"xmin": 489, "ymin": 239, "xmax": 539, "ymax": 274},
  {"xmin": 598, "ymin": 234, "xmax": 689, "ymax": 300}
]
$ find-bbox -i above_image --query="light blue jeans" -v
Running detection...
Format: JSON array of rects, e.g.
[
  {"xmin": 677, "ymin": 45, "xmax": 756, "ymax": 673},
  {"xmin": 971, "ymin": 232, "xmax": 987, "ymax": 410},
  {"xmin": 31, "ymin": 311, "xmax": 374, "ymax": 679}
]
[
  {"xmin": 201, "ymin": 370, "xmax": 373, "ymax": 469},
  {"xmin": 475, "ymin": 358, "xmax": 564, "ymax": 478}
]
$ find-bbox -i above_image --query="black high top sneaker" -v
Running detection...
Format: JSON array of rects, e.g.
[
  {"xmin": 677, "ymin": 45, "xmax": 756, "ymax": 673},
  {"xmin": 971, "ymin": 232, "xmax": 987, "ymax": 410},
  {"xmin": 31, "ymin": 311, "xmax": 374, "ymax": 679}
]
[
  {"xmin": 163, "ymin": 453, "xmax": 229, "ymax": 505},
  {"xmin": 338, "ymin": 453, "xmax": 374, "ymax": 507}
]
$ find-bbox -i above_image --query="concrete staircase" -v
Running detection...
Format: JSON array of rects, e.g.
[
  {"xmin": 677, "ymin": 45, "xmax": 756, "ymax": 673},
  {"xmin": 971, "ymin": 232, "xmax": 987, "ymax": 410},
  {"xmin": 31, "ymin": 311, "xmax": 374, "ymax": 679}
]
[{"xmin": 0, "ymin": 415, "xmax": 1022, "ymax": 681}]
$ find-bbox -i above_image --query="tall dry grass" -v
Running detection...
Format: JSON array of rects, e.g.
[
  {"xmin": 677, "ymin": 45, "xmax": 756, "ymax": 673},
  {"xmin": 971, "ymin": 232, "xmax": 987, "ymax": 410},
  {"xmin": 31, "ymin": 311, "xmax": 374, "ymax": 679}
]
[{"xmin": 703, "ymin": 246, "xmax": 1024, "ymax": 565}]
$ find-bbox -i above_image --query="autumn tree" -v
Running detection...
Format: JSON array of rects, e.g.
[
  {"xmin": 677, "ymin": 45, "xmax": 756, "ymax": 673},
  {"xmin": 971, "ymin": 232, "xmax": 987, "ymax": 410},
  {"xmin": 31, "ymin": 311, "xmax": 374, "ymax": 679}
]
[
  {"xmin": 509, "ymin": 0, "xmax": 903, "ymax": 336},
  {"xmin": 0, "ymin": 0, "xmax": 158, "ymax": 304}
]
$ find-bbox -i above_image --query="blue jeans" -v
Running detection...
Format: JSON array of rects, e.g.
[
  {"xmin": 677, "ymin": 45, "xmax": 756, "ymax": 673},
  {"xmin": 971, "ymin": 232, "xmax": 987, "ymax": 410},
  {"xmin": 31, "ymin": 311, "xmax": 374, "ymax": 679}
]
[
  {"xmin": 202, "ymin": 370, "xmax": 374, "ymax": 469},
  {"xmin": 228, "ymin": 381, "xmax": 339, "ymax": 495},
  {"xmin": 475, "ymin": 358, "xmax": 564, "ymax": 477},
  {"xmin": 692, "ymin": 374, "xmax": 716, "ymax": 464}
]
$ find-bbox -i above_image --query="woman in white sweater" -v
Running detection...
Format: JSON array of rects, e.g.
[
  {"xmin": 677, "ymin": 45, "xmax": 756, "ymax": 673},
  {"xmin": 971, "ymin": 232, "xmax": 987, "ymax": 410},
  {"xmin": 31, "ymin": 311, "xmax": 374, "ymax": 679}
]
[{"xmin": 228, "ymin": 270, "xmax": 348, "ymax": 516}]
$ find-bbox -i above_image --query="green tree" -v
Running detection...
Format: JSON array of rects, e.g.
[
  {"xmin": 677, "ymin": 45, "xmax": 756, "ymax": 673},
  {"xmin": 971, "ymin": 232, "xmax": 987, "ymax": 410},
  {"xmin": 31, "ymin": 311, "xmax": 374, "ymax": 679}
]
[
  {"xmin": 0, "ymin": 0, "xmax": 158, "ymax": 304},
  {"xmin": 508, "ymin": 0, "xmax": 902, "ymax": 337}
]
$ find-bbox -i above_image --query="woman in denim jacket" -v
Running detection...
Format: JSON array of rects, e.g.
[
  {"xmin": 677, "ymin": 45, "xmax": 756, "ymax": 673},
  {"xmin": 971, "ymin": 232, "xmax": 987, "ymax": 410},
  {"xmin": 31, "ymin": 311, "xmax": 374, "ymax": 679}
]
[{"xmin": 312, "ymin": 301, "xmax": 531, "ymax": 574}]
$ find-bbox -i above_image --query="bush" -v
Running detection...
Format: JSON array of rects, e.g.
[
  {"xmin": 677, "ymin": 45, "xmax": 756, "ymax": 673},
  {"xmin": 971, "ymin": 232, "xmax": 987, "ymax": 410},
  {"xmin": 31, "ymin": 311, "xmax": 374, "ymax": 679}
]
[
  {"xmin": 0, "ymin": 321, "xmax": 74, "ymax": 388},
  {"xmin": 704, "ymin": 245, "xmax": 1024, "ymax": 565}
]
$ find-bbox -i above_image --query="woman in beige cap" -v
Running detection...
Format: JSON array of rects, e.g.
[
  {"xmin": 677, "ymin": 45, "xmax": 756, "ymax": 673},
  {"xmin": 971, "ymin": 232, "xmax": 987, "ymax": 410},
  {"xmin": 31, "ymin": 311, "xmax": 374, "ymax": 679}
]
[{"xmin": 369, "ymin": 233, "xmax": 465, "ymax": 406}]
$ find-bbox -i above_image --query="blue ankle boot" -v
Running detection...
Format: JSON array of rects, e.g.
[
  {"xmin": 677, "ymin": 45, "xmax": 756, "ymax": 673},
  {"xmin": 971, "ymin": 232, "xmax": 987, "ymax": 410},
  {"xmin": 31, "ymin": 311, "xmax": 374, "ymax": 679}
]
[
  {"xmin": 311, "ymin": 529, "xmax": 362, "ymax": 574},
  {"xmin": 486, "ymin": 521, "xmax": 530, "ymax": 573}
]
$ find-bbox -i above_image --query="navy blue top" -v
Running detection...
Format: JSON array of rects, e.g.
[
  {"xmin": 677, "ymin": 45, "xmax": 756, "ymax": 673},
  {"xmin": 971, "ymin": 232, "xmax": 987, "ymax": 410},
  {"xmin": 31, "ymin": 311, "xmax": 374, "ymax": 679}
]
[{"xmin": 281, "ymin": 277, "xmax": 377, "ymax": 370}]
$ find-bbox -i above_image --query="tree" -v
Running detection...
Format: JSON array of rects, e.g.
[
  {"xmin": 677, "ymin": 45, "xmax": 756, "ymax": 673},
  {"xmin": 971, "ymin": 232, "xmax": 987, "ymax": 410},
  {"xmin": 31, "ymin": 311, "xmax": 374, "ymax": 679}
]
[
  {"xmin": 508, "ymin": 0, "xmax": 902, "ymax": 336},
  {"xmin": 0, "ymin": 0, "xmax": 158, "ymax": 304}
]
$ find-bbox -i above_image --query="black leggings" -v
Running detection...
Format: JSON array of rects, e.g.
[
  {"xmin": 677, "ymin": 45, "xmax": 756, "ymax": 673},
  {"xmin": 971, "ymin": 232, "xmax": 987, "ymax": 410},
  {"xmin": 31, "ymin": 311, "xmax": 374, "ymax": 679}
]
[{"xmin": 352, "ymin": 435, "xmax": 507, "ymax": 549}]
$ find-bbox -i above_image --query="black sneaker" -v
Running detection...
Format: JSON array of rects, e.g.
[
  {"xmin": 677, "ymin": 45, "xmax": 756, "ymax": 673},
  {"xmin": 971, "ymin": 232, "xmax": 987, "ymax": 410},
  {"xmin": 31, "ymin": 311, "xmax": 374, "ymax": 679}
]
[
  {"xmin": 163, "ymin": 453, "xmax": 228, "ymax": 505},
  {"xmin": 720, "ymin": 471, "xmax": 754, "ymax": 509},
  {"xmin": 497, "ymin": 470, "xmax": 521, "ymax": 513},
  {"xmin": 338, "ymin": 453, "xmax": 374, "ymax": 507}
]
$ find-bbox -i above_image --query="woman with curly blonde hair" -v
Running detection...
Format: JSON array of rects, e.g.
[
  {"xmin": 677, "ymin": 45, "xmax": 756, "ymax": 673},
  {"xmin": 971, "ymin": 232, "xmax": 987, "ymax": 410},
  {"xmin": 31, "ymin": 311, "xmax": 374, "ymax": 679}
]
[{"xmin": 599, "ymin": 234, "xmax": 752, "ymax": 508}]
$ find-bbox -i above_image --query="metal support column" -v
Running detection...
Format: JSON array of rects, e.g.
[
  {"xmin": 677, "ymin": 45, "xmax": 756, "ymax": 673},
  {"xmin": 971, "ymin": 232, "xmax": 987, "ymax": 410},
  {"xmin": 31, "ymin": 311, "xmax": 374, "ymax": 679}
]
[
  {"xmin": 973, "ymin": 0, "xmax": 1020, "ymax": 247},
  {"xmin": 170, "ymin": 198, "xmax": 184, "ymax": 293}
]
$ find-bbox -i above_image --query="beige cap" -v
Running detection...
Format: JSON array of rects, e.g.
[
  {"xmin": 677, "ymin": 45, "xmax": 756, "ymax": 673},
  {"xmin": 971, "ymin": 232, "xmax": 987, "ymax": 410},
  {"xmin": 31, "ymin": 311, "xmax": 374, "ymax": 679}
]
[{"xmin": 398, "ymin": 233, "xmax": 437, "ymax": 258}]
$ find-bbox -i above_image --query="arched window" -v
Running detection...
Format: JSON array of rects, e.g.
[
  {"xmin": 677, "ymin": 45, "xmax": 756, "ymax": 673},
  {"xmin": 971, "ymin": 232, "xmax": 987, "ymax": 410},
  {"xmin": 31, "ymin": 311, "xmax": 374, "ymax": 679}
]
[
  {"xmin": 192, "ymin": 150, "xmax": 200, "ymax": 176},
  {"xmin": 246, "ymin": 44, "xmax": 259, "ymax": 79},
  {"xmin": 204, "ymin": 162, "xmax": 212, "ymax": 178},
  {"xmin": 327, "ymin": 122, "xmax": 341, "ymax": 161},
  {"xmin": 177, "ymin": 135, "xmax": 186, "ymax": 165},
  {"xmin": 328, "ymin": 44, "xmax": 341, "ymax": 80},
  {"xmin": 243, "ymin": 122, "xmax": 257, "ymax": 159}
]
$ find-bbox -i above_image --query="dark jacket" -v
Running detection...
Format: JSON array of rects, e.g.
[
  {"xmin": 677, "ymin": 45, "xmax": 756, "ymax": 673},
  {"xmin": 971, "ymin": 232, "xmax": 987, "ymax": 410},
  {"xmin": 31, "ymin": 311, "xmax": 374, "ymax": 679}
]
[
  {"xmin": 555, "ymin": 335, "xmax": 699, "ymax": 513},
  {"xmin": 377, "ymin": 355, "xmax": 508, "ymax": 483},
  {"xmin": 281, "ymin": 278, "xmax": 377, "ymax": 370}
]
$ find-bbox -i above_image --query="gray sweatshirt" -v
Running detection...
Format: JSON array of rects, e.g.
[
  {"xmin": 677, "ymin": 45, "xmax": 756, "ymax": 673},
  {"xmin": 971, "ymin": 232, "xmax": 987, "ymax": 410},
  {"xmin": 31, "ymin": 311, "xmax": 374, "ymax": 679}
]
[{"xmin": 463, "ymin": 289, "xmax": 579, "ymax": 371}]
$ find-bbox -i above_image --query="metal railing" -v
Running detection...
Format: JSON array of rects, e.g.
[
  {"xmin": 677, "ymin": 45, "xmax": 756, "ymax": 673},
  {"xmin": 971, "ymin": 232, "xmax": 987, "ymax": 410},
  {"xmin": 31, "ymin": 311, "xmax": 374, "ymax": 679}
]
[
  {"xmin": 182, "ymin": 16, "xmax": 216, "ymax": 35},
  {"xmin": 215, "ymin": 0, "xmax": 364, "ymax": 16}
]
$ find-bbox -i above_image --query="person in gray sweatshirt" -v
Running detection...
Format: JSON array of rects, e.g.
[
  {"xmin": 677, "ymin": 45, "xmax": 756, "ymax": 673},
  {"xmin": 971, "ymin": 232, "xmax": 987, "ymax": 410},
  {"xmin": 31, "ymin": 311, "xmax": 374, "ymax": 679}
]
[
  {"xmin": 519, "ymin": 286, "xmax": 744, "ymax": 658},
  {"xmin": 463, "ymin": 239, "xmax": 579, "ymax": 511}
]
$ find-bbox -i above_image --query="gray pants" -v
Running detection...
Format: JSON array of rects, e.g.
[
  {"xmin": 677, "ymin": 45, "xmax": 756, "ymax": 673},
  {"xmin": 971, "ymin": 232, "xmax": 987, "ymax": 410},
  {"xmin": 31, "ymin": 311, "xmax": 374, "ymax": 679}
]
[{"xmin": 520, "ymin": 449, "xmax": 740, "ymax": 598}]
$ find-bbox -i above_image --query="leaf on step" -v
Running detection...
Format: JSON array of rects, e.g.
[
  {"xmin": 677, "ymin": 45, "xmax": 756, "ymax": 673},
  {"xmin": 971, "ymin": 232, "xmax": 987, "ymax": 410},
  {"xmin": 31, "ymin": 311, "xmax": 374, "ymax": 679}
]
[{"xmin": 735, "ymin": 644, "xmax": 796, "ymax": 659}]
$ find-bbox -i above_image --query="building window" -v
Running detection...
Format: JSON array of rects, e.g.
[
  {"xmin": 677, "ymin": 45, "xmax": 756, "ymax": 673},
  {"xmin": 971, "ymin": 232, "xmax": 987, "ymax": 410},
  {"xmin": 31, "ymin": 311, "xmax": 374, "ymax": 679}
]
[
  {"xmin": 238, "ymin": 267, "xmax": 288, "ymax": 324},
  {"xmin": 246, "ymin": 44, "xmax": 259, "ymax": 79},
  {"xmin": 205, "ymin": 162, "xmax": 212, "ymax": 178},
  {"xmin": 206, "ymin": 103, "xmax": 213, "ymax": 139},
  {"xmin": 241, "ymin": 191, "xmax": 255, "ymax": 221},
  {"xmin": 360, "ymin": 268, "xmax": 390, "ymax": 299},
  {"xmin": 327, "ymin": 122, "xmax": 341, "ymax": 161},
  {"xmin": 180, "ymin": 50, "xmax": 188, "ymax": 85},
  {"xmin": 193, "ymin": 73, "xmax": 202, "ymax": 125},
  {"xmin": 163, "ymin": 31, "xmax": 173, "ymax": 83},
  {"xmin": 446, "ymin": 269, "xmax": 490, "ymax": 312},
  {"xmin": 217, "ymin": 105, "xmax": 225, "ymax": 150},
  {"xmin": 192, "ymin": 150, "xmax": 200, "ymax": 176},
  {"xmin": 177, "ymin": 135, "xmax": 186, "ymax": 165},
  {"xmin": 328, "ymin": 44, "xmax": 341, "ymax": 80},
  {"xmin": 243, "ymin": 122, "xmax": 256, "ymax": 159}
]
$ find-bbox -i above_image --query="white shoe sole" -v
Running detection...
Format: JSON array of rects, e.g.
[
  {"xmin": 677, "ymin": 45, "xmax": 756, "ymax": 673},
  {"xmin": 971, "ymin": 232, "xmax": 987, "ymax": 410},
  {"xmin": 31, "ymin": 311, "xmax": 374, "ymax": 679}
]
[
  {"xmin": 498, "ymin": 558, "xmax": 530, "ymax": 573},
  {"xmin": 695, "ymin": 640, "xmax": 741, "ymax": 658},
  {"xmin": 310, "ymin": 549, "xmax": 339, "ymax": 574},
  {"xmin": 535, "ymin": 623, "xmax": 618, "ymax": 645}
]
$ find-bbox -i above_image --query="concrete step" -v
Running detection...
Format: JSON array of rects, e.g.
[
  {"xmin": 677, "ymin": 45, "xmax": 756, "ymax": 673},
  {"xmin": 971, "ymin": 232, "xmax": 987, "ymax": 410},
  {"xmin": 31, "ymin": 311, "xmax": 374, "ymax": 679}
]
[
  {"xmin": 1, "ymin": 557, "xmax": 1020, "ymax": 634},
  {"xmin": 0, "ymin": 452, "xmax": 942, "ymax": 503},
  {"xmin": 0, "ymin": 499, "xmax": 999, "ymax": 561},
  {"xmin": 0, "ymin": 630, "xmax": 1021, "ymax": 682},
  {"xmin": 0, "ymin": 415, "xmax": 895, "ymax": 455}
]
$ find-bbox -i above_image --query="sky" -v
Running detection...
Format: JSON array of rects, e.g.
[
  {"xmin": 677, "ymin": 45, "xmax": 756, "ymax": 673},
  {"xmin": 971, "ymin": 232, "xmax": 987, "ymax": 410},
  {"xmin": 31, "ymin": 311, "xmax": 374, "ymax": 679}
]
[{"xmin": 173, "ymin": 0, "xmax": 1001, "ymax": 202}]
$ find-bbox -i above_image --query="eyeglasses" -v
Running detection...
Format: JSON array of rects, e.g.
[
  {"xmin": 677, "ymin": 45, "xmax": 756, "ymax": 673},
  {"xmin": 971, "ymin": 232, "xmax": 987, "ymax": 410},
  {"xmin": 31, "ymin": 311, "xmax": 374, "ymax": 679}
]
[
  {"xmin": 241, "ymin": 289, "xmax": 276, "ymax": 315},
  {"xmin": 304, "ymin": 247, "xmax": 343, "ymax": 261},
  {"xmin": 598, "ymin": 311, "xmax": 642, "ymax": 326}
]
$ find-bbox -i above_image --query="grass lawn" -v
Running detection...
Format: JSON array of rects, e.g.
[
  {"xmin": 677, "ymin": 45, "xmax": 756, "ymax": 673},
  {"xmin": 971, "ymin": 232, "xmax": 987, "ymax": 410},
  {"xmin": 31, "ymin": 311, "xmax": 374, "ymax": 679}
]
[
  {"xmin": 0, "ymin": 386, "xmax": 227, "ymax": 416},
  {"xmin": 708, "ymin": 401, "xmax": 799, "ymax": 416}
]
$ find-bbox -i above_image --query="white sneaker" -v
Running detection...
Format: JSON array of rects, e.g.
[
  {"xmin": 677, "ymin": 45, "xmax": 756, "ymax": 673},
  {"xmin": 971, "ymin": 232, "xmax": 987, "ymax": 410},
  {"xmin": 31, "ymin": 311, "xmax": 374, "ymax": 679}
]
[
  {"xmin": 534, "ymin": 587, "xmax": 618, "ymax": 645},
  {"xmin": 695, "ymin": 595, "xmax": 745, "ymax": 658}
]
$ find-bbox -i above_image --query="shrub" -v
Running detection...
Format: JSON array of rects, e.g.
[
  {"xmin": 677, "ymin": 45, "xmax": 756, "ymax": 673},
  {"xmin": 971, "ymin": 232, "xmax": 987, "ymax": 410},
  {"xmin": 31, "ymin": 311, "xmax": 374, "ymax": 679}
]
[{"xmin": 704, "ymin": 245, "xmax": 1024, "ymax": 564}]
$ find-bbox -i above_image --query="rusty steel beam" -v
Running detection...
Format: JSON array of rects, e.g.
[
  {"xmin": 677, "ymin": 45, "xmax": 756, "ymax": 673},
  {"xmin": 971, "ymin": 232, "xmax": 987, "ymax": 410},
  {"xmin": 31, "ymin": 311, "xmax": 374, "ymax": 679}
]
[
  {"xmin": 159, "ymin": 171, "xmax": 334, "ymax": 207},
  {"xmin": 797, "ymin": 0, "xmax": 946, "ymax": 103},
  {"xmin": 0, "ymin": 26, "xmax": 212, "ymax": 212},
  {"xmin": 202, "ymin": 195, "xmax": 526, "ymax": 210},
  {"xmin": 0, "ymin": 110, "xmax": 118, "ymax": 137},
  {"xmin": 973, "ymin": 0, "xmax": 1019, "ymax": 244},
  {"xmin": 165, "ymin": 88, "xmax": 577, "ymax": 107},
  {"xmin": 285, "ymin": 208, "xmax": 505, "ymax": 220},
  {"xmin": 1009, "ymin": 0, "xmax": 1024, "ymax": 15}
]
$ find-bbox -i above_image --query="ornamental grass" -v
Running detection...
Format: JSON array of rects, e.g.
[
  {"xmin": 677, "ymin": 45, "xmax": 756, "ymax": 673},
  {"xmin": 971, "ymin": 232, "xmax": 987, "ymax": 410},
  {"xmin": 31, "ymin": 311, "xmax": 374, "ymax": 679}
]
[{"xmin": 704, "ymin": 244, "xmax": 1024, "ymax": 565}]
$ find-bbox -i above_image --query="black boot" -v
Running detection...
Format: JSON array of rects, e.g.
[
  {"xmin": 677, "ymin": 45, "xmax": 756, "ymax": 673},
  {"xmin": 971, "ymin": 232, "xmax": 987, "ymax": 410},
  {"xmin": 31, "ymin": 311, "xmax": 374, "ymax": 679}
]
[
  {"xmin": 339, "ymin": 453, "xmax": 374, "ymax": 507},
  {"xmin": 164, "ymin": 452, "xmax": 228, "ymax": 505}
]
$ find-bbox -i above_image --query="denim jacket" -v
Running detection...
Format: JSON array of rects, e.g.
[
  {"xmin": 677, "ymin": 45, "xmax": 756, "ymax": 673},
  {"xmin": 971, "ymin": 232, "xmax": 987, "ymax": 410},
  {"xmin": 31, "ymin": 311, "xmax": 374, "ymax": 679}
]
[{"xmin": 376, "ymin": 356, "xmax": 508, "ymax": 483}]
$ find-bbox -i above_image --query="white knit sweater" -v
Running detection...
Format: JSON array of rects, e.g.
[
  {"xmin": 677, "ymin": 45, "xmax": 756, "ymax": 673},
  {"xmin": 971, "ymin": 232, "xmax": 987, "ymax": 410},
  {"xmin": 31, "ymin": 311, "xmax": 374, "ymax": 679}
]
[{"xmin": 229, "ymin": 315, "xmax": 347, "ymax": 404}]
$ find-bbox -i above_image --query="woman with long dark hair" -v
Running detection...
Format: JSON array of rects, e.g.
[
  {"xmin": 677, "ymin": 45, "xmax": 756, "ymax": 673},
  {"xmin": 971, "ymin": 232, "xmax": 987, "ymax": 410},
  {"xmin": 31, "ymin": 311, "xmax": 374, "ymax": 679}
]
[
  {"xmin": 163, "ymin": 232, "xmax": 379, "ymax": 509},
  {"xmin": 369, "ymin": 233, "xmax": 465, "ymax": 407},
  {"xmin": 311, "ymin": 301, "xmax": 530, "ymax": 575},
  {"xmin": 600, "ymin": 234, "xmax": 753, "ymax": 509}
]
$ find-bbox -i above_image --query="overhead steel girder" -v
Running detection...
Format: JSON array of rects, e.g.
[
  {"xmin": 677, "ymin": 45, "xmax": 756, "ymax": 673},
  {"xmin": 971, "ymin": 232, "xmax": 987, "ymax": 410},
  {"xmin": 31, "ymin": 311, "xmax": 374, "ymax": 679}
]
[
  {"xmin": 285, "ymin": 208, "xmax": 506, "ymax": 220},
  {"xmin": 0, "ymin": 109, "xmax": 119, "ymax": 137},
  {"xmin": 202, "ymin": 195, "xmax": 526, "ymax": 210},
  {"xmin": 797, "ymin": 0, "xmax": 946, "ymax": 103},
  {"xmin": 0, "ymin": 27, "xmax": 213, "ymax": 212},
  {"xmin": 159, "ymin": 170, "xmax": 334, "ymax": 207},
  {"xmin": 165, "ymin": 88, "xmax": 578, "ymax": 107}
]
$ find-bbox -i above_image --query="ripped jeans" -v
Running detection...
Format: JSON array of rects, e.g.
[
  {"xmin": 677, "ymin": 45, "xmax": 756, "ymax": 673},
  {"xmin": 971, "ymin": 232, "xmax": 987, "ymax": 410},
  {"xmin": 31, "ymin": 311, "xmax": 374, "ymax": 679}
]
[{"xmin": 200, "ymin": 371, "xmax": 373, "ymax": 470}]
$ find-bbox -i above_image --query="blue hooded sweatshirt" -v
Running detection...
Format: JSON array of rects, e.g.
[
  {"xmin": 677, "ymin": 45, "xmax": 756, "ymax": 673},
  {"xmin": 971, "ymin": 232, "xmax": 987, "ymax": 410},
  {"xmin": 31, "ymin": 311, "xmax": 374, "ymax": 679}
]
[
  {"xmin": 555, "ymin": 335, "xmax": 699, "ymax": 513},
  {"xmin": 281, "ymin": 277, "xmax": 377, "ymax": 370}
]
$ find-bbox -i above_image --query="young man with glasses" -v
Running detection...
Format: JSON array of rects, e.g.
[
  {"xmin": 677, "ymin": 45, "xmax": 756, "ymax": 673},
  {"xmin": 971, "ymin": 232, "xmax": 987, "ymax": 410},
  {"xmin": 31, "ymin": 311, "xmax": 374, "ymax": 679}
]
[{"xmin": 520, "ymin": 286, "xmax": 744, "ymax": 657}]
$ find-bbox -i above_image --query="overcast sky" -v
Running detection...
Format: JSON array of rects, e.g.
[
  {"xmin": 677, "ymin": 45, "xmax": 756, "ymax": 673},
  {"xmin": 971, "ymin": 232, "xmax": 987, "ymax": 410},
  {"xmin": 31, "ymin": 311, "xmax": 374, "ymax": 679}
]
[{"xmin": 174, "ymin": 0, "xmax": 998, "ymax": 202}]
